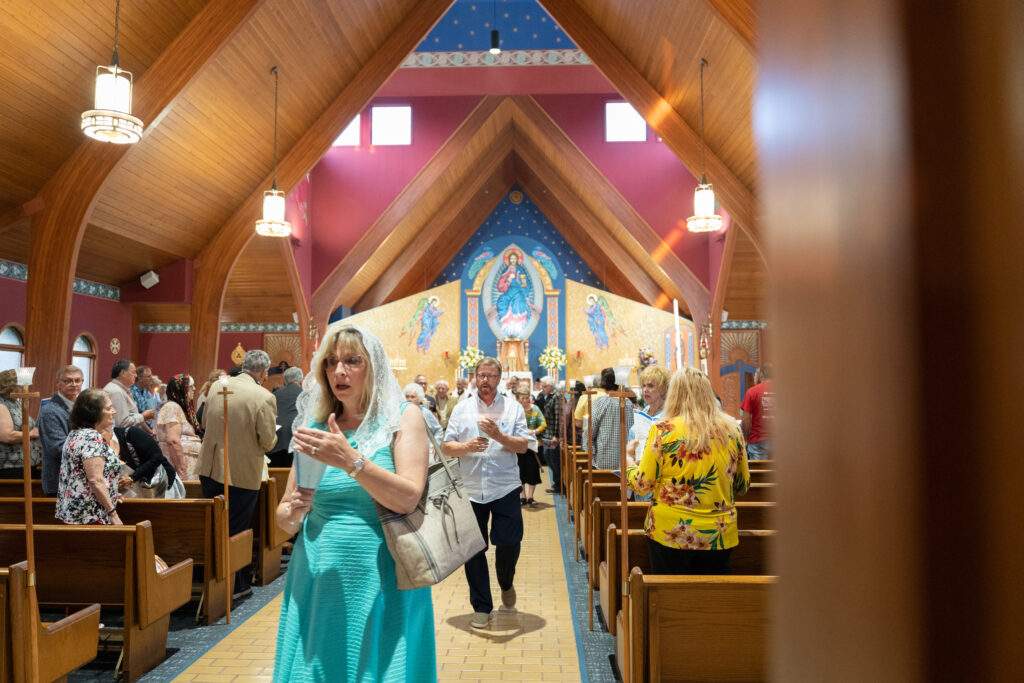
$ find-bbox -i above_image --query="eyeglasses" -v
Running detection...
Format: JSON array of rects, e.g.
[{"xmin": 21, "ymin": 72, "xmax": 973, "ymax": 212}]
[
  {"xmin": 476, "ymin": 373, "xmax": 499, "ymax": 380},
  {"xmin": 61, "ymin": 377, "xmax": 84, "ymax": 385},
  {"xmin": 326, "ymin": 355, "xmax": 366, "ymax": 370}
]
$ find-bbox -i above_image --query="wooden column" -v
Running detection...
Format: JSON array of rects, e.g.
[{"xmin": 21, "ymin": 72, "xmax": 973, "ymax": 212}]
[
  {"xmin": 761, "ymin": 0, "xmax": 1022, "ymax": 679},
  {"xmin": 23, "ymin": 0, "xmax": 261, "ymax": 393}
]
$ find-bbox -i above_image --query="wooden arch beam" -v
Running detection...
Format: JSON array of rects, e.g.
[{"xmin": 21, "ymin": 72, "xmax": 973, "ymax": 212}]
[
  {"xmin": 509, "ymin": 95, "xmax": 710, "ymax": 321},
  {"xmin": 354, "ymin": 135, "xmax": 516, "ymax": 311},
  {"xmin": 23, "ymin": 0, "xmax": 262, "ymax": 393},
  {"xmin": 311, "ymin": 95, "xmax": 515, "ymax": 323},
  {"xmin": 190, "ymin": 0, "xmax": 455, "ymax": 379},
  {"xmin": 538, "ymin": 0, "xmax": 764, "ymax": 266},
  {"xmin": 706, "ymin": 0, "xmax": 757, "ymax": 51}
]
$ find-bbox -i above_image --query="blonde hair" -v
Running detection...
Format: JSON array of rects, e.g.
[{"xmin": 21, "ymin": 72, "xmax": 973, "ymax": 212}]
[
  {"xmin": 661, "ymin": 367, "xmax": 741, "ymax": 454},
  {"xmin": 199, "ymin": 369, "xmax": 226, "ymax": 398},
  {"xmin": 312, "ymin": 326, "xmax": 374, "ymax": 423},
  {"xmin": 638, "ymin": 365, "xmax": 671, "ymax": 397}
]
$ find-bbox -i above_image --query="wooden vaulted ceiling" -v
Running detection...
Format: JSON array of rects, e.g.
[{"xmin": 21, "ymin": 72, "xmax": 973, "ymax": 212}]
[
  {"xmin": 1, "ymin": 0, "xmax": 767, "ymax": 323},
  {"xmin": 313, "ymin": 95, "xmax": 712, "ymax": 324}
]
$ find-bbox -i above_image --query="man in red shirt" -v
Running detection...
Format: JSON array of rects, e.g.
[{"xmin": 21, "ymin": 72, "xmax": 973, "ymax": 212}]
[{"xmin": 740, "ymin": 364, "xmax": 774, "ymax": 460}]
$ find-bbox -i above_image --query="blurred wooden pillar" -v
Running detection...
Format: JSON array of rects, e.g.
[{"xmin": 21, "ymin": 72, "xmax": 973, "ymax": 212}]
[{"xmin": 760, "ymin": 0, "xmax": 1022, "ymax": 680}]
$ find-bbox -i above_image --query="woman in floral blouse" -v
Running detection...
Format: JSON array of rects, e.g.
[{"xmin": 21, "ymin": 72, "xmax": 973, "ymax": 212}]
[
  {"xmin": 56, "ymin": 388, "xmax": 127, "ymax": 525},
  {"xmin": 156, "ymin": 374, "xmax": 203, "ymax": 479},
  {"xmin": 515, "ymin": 389, "xmax": 546, "ymax": 506},
  {"xmin": 625, "ymin": 367, "xmax": 749, "ymax": 574}
]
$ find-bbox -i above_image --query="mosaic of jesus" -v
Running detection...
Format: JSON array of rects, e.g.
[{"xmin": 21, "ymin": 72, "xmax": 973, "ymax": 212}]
[{"xmin": 483, "ymin": 246, "xmax": 543, "ymax": 340}]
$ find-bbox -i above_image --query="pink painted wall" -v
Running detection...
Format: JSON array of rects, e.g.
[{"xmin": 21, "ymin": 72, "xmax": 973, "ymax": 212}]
[
  {"xmin": 309, "ymin": 95, "xmax": 482, "ymax": 287},
  {"xmin": 137, "ymin": 333, "xmax": 190, "ymax": 381},
  {"xmin": 120, "ymin": 259, "xmax": 193, "ymax": 304},
  {"xmin": 535, "ymin": 94, "xmax": 730, "ymax": 288},
  {"xmin": 0, "ymin": 277, "xmax": 133, "ymax": 382},
  {"xmin": 286, "ymin": 175, "xmax": 313, "ymax": 307}
]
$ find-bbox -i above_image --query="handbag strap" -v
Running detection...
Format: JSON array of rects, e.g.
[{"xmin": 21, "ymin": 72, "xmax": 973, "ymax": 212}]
[{"xmin": 403, "ymin": 403, "xmax": 463, "ymax": 493}]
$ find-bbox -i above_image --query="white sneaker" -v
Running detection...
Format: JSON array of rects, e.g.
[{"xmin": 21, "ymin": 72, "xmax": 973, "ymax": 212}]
[{"xmin": 470, "ymin": 611, "xmax": 490, "ymax": 629}]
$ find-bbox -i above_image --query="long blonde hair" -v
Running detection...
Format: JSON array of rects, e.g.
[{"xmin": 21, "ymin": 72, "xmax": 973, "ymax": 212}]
[
  {"xmin": 661, "ymin": 367, "xmax": 741, "ymax": 454},
  {"xmin": 312, "ymin": 326, "xmax": 374, "ymax": 423}
]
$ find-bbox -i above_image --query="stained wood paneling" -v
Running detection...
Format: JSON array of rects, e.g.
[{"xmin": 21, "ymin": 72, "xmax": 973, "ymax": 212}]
[
  {"xmin": 134, "ymin": 304, "xmax": 190, "ymax": 325},
  {"xmin": 92, "ymin": 0, "xmax": 422, "ymax": 258},
  {"xmin": 723, "ymin": 228, "xmax": 766, "ymax": 320},
  {"xmin": 221, "ymin": 237, "xmax": 296, "ymax": 323},
  {"xmin": 0, "ymin": 0, "xmax": 206, "ymax": 210}
]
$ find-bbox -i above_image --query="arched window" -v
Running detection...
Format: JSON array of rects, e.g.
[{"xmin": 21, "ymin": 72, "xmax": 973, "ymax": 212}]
[
  {"xmin": 0, "ymin": 325, "xmax": 25, "ymax": 370},
  {"xmin": 72, "ymin": 334, "xmax": 96, "ymax": 389}
]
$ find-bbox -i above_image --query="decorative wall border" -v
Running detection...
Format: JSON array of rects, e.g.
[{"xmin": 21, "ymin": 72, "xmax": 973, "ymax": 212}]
[
  {"xmin": 0, "ymin": 258, "xmax": 120, "ymax": 301},
  {"xmin": 402, "ymin": 49, "xmax": 589, "ymax": 68},
  {"xmin": 722, "ymin": 320, "xmax": 768, "ymax": 330},
  {"xmin": 139, "ymin": 322, "xmax": 300, "ymax": 334}
]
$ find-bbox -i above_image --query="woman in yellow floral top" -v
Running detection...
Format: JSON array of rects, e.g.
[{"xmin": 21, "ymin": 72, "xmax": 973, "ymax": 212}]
[{"xmin": 625, "ymin": 367, "xmax": 749, "ymax": 574}]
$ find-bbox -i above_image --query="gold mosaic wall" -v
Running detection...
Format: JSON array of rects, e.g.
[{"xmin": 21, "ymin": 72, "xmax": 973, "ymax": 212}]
[
  {"xmin": 563, "ymin": 280, "xmax": 697, "ymax": 386},
  {"xmin": 341, "ymin": 281, "xmax": 461, "ymax": 386}
]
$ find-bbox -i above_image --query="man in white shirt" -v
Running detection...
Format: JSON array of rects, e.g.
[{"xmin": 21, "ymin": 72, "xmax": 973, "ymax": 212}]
[{"xmin": 443, "ymin": 357, "xmax": 529, "ymax": 630}]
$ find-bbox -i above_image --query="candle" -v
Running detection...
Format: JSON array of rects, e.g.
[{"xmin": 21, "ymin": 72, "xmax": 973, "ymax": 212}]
[{"xmin": 673, "ymin": 299, "xmax": 683, "ymax": 370}]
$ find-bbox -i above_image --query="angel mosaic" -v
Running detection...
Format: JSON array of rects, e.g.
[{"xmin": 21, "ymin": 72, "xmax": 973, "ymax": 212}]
[
  {"xmin": 585, "ymin": 293, "xmax": 624, "ymax": 349},
  {"xmin": 400, "ymin": 296, "xmax": 443, "ymax": 353}
]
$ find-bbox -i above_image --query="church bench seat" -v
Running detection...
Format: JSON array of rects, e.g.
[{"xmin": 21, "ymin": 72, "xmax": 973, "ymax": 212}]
[
  {"xmin": 740, "ymin": 482, "xmax": 775, "ymax": 503},
  {"xmin": 0, "ymin": 523, "xmax": 191, "ymax": 682},
  {"xmin": 0, "ymin": 497, "xmax": 249, "ymax": 626},
  {"xmin": 621, "ymin": 570, "xmax": 776, "ymax": 682},
  {"xmin": 0, "ymin": 561, "xmax": 100, "ymax": 682},
  {"xmin": 0, "ymin": 482, "xmax": 44, "ymax": 499}
]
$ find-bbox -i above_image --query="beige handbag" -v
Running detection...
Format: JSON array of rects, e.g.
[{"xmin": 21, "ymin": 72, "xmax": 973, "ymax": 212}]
[{"xmin": 377, "ymin": 408, "xmax": 486, "ymax": 590}]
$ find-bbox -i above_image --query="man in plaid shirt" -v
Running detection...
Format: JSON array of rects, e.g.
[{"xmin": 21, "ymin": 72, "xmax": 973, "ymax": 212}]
[{"xmin": 540, "ymin": 379, "xmax": 564, "ymax": 494}]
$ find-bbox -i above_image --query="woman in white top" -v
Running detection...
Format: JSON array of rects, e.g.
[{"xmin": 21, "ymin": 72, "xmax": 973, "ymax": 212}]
[{"xmin": 156, "ymin": 374, "xmax": 203, "ymax": 479}]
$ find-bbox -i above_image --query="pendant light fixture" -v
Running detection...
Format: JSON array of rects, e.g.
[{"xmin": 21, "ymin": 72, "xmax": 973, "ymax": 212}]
[
  {"xmin": 81, "ymin": 0, "xmax": 144, "ymax": 144},
  {"xmin": 489, "ymin": 1, "xmax": 501, "ymax": 55},
  {"xmin": 686, "ymin": 58, "xmax": 724, "ymax": 233},
  {"xmin": 255, "ymin": 66, "xmax": 292, "ymax": 238}
]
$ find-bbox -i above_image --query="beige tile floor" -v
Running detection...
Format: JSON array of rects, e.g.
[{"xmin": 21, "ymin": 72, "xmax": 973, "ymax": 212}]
[{"xmin": 174, "ymin": 487, "xmax": 581, "ymax": 682}]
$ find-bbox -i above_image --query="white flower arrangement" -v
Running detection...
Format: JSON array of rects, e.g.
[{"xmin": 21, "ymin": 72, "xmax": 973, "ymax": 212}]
[
  {"xmin": 638, "ymin": 346, "xmax": 657, "ymax": 368},
  {"xmin": 538, "ymin": 346, "xmax": 567, "ymax": 370},
  {"xmin": 458, "ymin": 346, "xmax": 484, "ymax": 370}
]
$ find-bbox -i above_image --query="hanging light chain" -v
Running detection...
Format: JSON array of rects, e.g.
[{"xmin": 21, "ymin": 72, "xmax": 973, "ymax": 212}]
[
  {"xmin": 271, "ymin": 65, "xmax": 279, "ymax": 189},
  {"xmin": 111, "ymin": 0, "xmax": 122, "ymax": 66},
  {"xmin": 698, "ymin": 57, "xmax": 708, "ymax": 179}
]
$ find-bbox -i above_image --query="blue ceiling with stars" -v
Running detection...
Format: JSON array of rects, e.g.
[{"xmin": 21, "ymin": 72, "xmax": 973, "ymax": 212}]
[
  {"xmin": 417, "ymin": 0, "xmax": 577, "ymax": 52},
  {"xmin": 432, "ymin": 185, "xmax": 604, "ymax": 290}
]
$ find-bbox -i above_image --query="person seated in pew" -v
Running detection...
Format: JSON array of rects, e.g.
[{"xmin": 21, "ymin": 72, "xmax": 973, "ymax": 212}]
[
  {"xmin": 56, "ymin": 388, "xmax": 128, "ymax": 525},
  {"xmin": 113, "ymin": 424, "xmax": 179, "ymax": 498},
  {"xmin": 590, "ymin": 368, "xmax": 635, "ymax": 470},
  {"xmin": 0, "ymin": 368, "xmax": 42, "ymax": 480},
  {"xmin": 625, "ymin": 367, "xmax": 750, "ymax": 575}
]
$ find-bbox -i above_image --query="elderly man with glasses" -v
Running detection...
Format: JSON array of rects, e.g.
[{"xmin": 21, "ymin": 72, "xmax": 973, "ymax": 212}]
[
  {"xmin": 442, "ymin": 357, "xmax": 530, "ymax": 630},
  {"xmin": 38, "ymin": 365, "xmax": 85, "ymax": 496}
]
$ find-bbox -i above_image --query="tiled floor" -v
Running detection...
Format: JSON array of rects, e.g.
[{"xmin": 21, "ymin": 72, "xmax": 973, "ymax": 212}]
[{"xmin": 172, "ymin": 487, "xmax": 583, "ymax": 682}]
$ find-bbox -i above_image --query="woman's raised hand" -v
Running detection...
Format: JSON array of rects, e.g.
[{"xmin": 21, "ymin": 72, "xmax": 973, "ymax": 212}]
[{"xmin": 294, "ymin": 414, "xmax": 355, "ymax": 470}]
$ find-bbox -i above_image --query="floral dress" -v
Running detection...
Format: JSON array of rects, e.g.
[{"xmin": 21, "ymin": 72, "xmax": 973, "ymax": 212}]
[
  {"xmin": 155, "ymin": 402, "xmax": 202, "ymax": 478},
  {"xmin": 626, "ymin": 417, "xmax": 750, "ymax": 550},
  {"xmin": 0, "ymin": 396, "xmax": 41, "ymax": 470},
  {"xmin": 56, "ymin": 428, "xmax": 121, "ymax": 525}
]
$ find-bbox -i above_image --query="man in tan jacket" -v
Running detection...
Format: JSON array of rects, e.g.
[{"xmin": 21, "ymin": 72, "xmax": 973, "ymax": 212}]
[{"xmin": 197, "ymin": 349, "xmax": 278, "ymax": 596}]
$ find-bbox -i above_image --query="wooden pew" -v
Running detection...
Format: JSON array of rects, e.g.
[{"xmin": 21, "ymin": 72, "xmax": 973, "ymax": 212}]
[
  {"xmin": 622, "ymin": 570, "xmax": 776, "ymax": 682},
  {"xmin": 749, "ymin": 468, "xmax": 773, "ymax": 483},
  {"xmin": 0, "ymin": 481, "xmax": 44, "ymax": 499},
  {"xmin": 579, "ymin": 481, "xmax": 623, "ymax": 562},
  {"xmin": 0, "ymin": 523, "xmax": 192, "ymax": 682},
  {"xmin": 0, "ymin": 561, "xmax": 100, "ymax": 682},
  {"xmin": 748, "ymin": 459, "xmax": 774, "ymax": 471},
  {"xmin": 182, "ymin": 478, "xmax": 291, "ymax": 588},
  {"xmin": 600, "ymin": 528, "xmax": 776, "ymax": 637},
  {"xmin": 0, "ymin": 497, "xmax": 252, "ymax": 625},
  {"xmin": 588, "ymin": 500, "xmax": 650, "ymax": 589},
  {"xmin": 741, "ymin": 482, "xmax": 775, "ymax": 503}
]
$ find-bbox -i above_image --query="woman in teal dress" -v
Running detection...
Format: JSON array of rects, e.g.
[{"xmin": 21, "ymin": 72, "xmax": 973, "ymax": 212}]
[{"xmin": 274, "ymin": 324, "xmax": 436, "ymax": 682}]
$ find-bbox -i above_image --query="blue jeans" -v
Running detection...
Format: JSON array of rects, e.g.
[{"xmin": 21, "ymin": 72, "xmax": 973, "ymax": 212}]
[{"xmin": 747, "ymin": 440, "xmax": 772, "ymax": 460}]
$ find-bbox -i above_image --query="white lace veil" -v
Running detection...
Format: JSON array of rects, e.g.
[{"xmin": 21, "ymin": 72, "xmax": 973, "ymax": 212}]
[{"xmin": 291, "ymin": 322, "xmax": 403, "ymax": 458}]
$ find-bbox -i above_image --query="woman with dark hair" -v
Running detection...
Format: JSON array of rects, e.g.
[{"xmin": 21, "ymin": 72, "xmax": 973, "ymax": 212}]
[
  {"xmin": 156, "ymin": 374, "xmax": 203, "ymax": 479},
  {"xmin": 114, "ymin": 425, "xmax": 178, "ymax": 496},
  {"xmin": 56, "ymin": 388, "xmax": 126, "ymax": 525}
]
